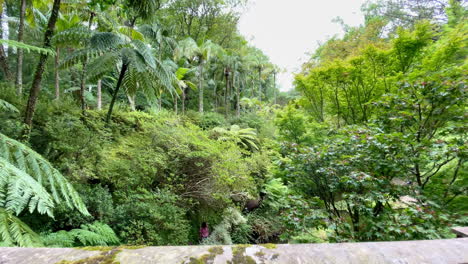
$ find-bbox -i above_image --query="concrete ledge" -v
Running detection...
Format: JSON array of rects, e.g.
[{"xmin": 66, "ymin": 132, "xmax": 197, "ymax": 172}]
[
  {"xmin": 452, "ymin": 226, "xmax": 468, "ymax": 237},
  {"xmin": 0, "ymin": 238, "xmax": 467, "ymax": 264}
]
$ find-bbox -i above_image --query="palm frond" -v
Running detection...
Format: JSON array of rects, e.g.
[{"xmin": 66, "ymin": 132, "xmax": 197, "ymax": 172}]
[{"xmin": 119, "ymin": 26, "xmax": 145, "ymax": 41}]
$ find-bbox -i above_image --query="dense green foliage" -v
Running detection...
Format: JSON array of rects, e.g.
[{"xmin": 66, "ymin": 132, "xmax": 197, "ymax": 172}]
[{"xmin": 0, "ymin": 0, "xmax": 466, "ymax": 248}]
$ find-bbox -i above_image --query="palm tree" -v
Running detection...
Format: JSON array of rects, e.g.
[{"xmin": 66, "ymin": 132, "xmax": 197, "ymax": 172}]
[
  {"xmin": 246, "ymin": 53, "xmax": 270, "ymax": 101},
  {"xmin": 174, "ymin": 67, "xmax": 196, "ymax": 114},
  {"xmin": 175, "ymin": 38, "xmax": 221, "ymax": 113}
]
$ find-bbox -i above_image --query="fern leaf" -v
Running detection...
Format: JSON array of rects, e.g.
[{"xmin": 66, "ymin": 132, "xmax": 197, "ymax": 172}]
[
  {"xmin": 0, "ymin": 208, "xmax": 43, "ymax": 247},
  {"xmin": 86, "ymin": 52, "xmax": 120, "ymax": 83},
  {"xmin": 52, "ymin": 26, "xmax": 93, "ymax": 48},
  {"xmin": 0, "ymin": 157, "xmax": 54, "ymax": 217},
  {"xmin": 0, "ymin": 99, "xmax": 19, "ymax": 114},
  {"xmin": 0, "ymin": 133, "xmax": 89, "ymax": 216},
  {"xmin": 90, "ymin": 32, "xmax": 125, "ymax": 52},
  {"xmin": 41, "ymin": 222, "xmax": 119, "ymax": 247},
  {"xmin": 0, "ymin": 39, "xmax": 55, "ymax": 56},
  {"xmin": 60, "ymin": 49, "xmax": 98, "ymax": 69}
]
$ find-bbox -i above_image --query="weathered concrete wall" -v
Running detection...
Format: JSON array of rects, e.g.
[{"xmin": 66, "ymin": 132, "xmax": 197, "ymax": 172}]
[{"xmin": 0, "ymin": 238, "xmax": 467, "ymax": 264}]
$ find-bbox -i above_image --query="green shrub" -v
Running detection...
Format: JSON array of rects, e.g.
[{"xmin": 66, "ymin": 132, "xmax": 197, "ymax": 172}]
[
  {"xmin": 185, "ymin": 111, "xmax": 227, "ymax": 130},
  {"xmin": 112, "ymin": 190, "xmax": 190, "ymax": 246}
]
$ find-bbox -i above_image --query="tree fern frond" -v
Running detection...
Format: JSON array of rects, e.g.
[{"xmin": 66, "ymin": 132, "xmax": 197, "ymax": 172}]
[
  {"xmin": 90, "ymin": 32, "xmax": 125, "ymax": 52},
  {"xmin": 60, "ymin": 49, "xmax": 98, "ymax": 69},
  {"xmin": 86, "ymin": 52, "xmax": 120, "ymax": 83},
  {"xmin": 41, "ymin": 222, "xmax": 119, "ymax": 247},
  {"xmin": 52, "ymin": 26, "xmax": 93, "ymax": 48},
  {"xmin": 0, "ymin": 133, "xmax": 89, "ymax": 216},
  {"xmin": 0, "ymin": 39, "xmax": 55, "ymax": 55},
  {"xmin": 0, "ymin": 209, "xmax": 43, "ymax": 247},
  {"xmin": 132, "ymin": 39, "xmax": 156, "ymax": 69},
  {"xmin": 0, "ymin": 99, "xmax": 19, "ymax": 114},
  {"xmin": 0, "ymin": 157, "xmax": 54, "ymax": 217}
]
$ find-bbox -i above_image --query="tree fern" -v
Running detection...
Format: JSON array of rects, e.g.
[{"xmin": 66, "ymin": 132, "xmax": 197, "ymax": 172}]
[
  {"xmin": 41, "ymin": 222, "xmax": 119, "ymax": 247},
  {"xmin": 211, "ymin": 125, "xmax": 259, "ymax": 151},
  {"xmin": 0, "ymin": 133, "xmax": 88, "ymax": 215}
]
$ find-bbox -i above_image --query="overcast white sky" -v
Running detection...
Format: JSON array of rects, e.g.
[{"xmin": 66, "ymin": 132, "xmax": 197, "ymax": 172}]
[{"xmin": 238, "ymin": 0, "xmax": 368, "ymax": 91}]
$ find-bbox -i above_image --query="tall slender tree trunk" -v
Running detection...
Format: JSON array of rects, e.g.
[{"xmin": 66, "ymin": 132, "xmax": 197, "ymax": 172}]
[
  {"xmin": 174, "ymin": 95, "xmax": 178, "ymax": 114},
  {"xmin": 198, "ymin": 61, "xmax": 204, "ymax": 113},
  {"xmin": 127, "ymin": 94, "xmax": 136, "ymax": 111},
  {"xmin": 236, "ymin": 74, "xmax": 240, "ymax": 117},
  {"xmin": 106, "ymin": 62, "xmax": 128, "ymax": 123},
  {"xmin": 15, "ymin": 0, "xmax": 26, "ymax": 94},
  {"xmin": 79, "ymin": 13, "xmax": 95, "ymax": 112},
  {"xmin": 213, "ymin": 71, "xmax": 217, "ymax": 111},
  {"xmin": 258, "ymin": 67, "xmax": 262, "ymax": 102},
  {"xmin": 24, "ymin": 0, "xmax": 61, "ymax": 128},
  {"xmin": 97, "ymin": 79, "xmax": 102, "ymax": 110},
  {"xmin": 158, "ymin": 94, "xmax": 162, "ymax": 110},
  {"xmin": 0, "ymin": 10, "xmax": 12, "ymax": 81},
  {"xmin": 54, "ymin": 47, "xmax": 60, "ymax": 100},
  {"xmin": 182, "ymin": 88, "xmax": 186, "ymax": 114},
  {"xmin": 273, "ymin": 72, "xmax": 277, "ymax": 105},
  {"xmin": 224, "ymin": 68, "xmax": 229, "ymax": 116}
]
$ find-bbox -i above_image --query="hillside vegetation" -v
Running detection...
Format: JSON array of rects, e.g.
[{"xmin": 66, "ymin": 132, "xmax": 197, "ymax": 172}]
[{"xmin": 0, "ymin": 0, "xmax": 466, "ymax": 247}]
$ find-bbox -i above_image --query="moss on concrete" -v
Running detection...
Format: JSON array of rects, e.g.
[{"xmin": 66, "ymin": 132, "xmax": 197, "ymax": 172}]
[
  {"xmin": 56, "ymin": 248, "xmax": 122, "ymax": 264},
  {"xmin": 186, "ymin": 246, "xmax": 224, "ymax": 264},
  {"xmin": 232, "ymin": 245, "xmax": 256, "ymax": 264},
  {"xmin": 261, "ymin": 243, "xmax": 277, "ymax": 249},
  {"xmin": 79, "ymin": 246, "xmax": 115, "ymax": 251}
]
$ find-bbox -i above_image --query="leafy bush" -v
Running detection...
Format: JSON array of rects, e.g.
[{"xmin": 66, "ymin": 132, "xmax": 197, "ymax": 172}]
[
  {"xmin": 112, "ymin": 190, "xmax": 190, "ymax": 246},
  {"xmin": 185, "ymin": 111, "xmax": 227, "ymax": 130}
]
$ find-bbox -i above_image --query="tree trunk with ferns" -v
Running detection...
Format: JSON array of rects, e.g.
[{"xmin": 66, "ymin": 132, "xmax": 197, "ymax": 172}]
[
  {"xmin": 15, "ymin": 0, "xmax": 26, "ymax": 95},
  {"xmin": 24, "ymin": 0, "xmax": 61, "ymax": 128}
]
